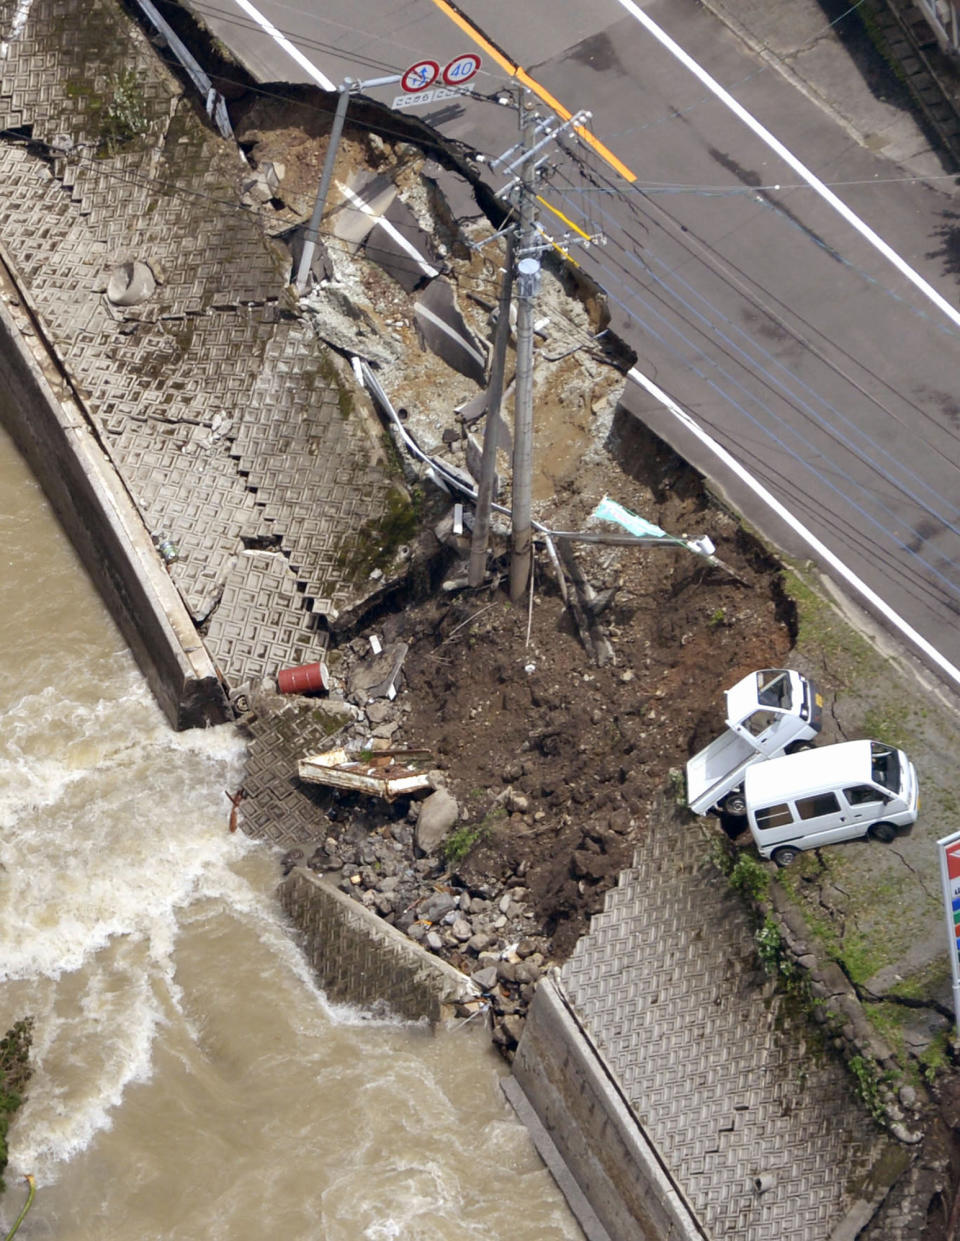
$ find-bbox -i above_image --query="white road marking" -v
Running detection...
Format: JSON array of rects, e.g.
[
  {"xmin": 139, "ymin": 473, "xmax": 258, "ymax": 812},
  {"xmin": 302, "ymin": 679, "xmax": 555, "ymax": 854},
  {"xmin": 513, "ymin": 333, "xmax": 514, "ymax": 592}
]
[
  {"xmin": 613, "ymin": 0, "xmax": 960, "ymax": 335},
  {"xmin": 337, "ymin": 182, "xmax": 440, "ymax": 279},
  {"xmin": 413, "ymin": 300, "xmax": 487, "ymax": 369},
  {"xmin": 226, "ymin": 0, "xmax": 335, "ymax": 90},
  {"xmin": 627, "ymin": 365, "xmax": 960, "ymax": 689}
]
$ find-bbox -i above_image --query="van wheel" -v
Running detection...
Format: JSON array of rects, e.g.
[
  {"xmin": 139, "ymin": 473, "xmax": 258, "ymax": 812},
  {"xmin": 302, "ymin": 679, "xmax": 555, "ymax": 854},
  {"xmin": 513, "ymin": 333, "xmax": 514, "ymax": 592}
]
[
  {"xmin": 772, "ymin": 846, "xmax": 800, "ymax": 868},
  {"xmin": 722, "ymin": 792, "xmax": 747, "ymax": 817},
  {"xmin": 868, "ymin": 821, "xmax": 897, "ymax": 844},
  {"xmin": 786, "ymin": 740, "xmax": 815, "ymax": 754}
]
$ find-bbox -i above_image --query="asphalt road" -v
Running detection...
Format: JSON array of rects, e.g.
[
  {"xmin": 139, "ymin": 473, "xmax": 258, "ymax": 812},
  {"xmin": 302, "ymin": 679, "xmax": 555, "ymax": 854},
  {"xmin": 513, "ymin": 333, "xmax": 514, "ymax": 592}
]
[{"xmin": 185, "ymin": 0, "xmax": 960, "ymax": 686}]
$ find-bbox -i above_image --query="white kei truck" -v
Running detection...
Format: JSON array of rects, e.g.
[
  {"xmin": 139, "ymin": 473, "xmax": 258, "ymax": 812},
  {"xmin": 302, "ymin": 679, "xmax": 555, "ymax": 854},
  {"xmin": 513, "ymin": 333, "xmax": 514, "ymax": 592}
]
[
  {"xmin": 685, "ymin": 669, "xmax": 823, "ymax": 817},
  {"xmin": 742, "ymin": 739, "xmax": 919, "ymax": 867}
]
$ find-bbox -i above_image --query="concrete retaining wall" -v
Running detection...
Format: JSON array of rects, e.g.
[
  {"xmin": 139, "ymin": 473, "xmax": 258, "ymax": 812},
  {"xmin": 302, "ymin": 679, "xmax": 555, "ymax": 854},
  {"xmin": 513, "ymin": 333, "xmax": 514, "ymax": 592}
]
[
  {"xmin": 278, "ymin": 868, "xmax": 478, "ymax": 1023},
  {"xmin": 511, "ymin": 978, "xmax": 708, "ymax": 1241},
  {"xmin": 0, "ymin": 249, "xmax": 228, "ymax": 729}
]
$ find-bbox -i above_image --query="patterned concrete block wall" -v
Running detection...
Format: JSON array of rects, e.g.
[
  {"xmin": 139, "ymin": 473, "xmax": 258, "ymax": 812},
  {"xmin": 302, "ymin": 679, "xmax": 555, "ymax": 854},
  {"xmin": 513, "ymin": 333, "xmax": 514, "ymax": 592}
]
[
  {"xmin": 513, "ymin": 979, "xmax": 707, "ymax": 1241},
  {"xmin": 278, "ymin": 869, "xmax": 477, "ymax": 1023},
  {"xmin": 0, "ymin": 256, "xmax": 228, "ymax": 727}
]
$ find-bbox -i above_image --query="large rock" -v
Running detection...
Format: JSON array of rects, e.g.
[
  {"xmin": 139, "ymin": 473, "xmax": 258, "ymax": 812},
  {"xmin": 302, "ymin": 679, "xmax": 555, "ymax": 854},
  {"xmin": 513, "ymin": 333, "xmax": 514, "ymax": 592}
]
[
  {"xmin": 419, "ymin": 890, "xmax": 457, "ymax": 924},
  {"xmin": 415, "ymin": 788, "xmax": 459, "ymax": 855}
]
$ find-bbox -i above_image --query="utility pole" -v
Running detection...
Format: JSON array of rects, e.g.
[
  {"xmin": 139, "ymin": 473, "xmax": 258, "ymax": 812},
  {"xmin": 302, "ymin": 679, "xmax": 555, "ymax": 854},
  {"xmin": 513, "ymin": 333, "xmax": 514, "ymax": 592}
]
[
  {"xmin": 468, "ymin": 230, "xmax": 514, "ymax": 587},
  {"xmin": 509, "ymin": 101, "xmax": 541, "ymax": 604},
  {"xmin": 467, "ymin": 98, "xmax": 597, "ymax": 594},
  {"xmin": 295, "ymin": 74, "xmax": 400, "ymax": 294}
]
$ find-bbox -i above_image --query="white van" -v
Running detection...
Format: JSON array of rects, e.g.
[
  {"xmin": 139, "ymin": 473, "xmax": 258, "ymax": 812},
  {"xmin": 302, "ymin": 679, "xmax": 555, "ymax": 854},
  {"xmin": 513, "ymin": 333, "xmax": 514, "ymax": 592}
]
[{"xmin": 743, "ymin": 739, "xmax": 919, "ymax": 867}]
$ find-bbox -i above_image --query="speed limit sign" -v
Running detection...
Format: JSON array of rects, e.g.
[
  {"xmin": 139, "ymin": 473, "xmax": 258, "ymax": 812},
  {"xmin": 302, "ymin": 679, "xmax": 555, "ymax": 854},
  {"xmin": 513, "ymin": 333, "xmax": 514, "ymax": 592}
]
[
  {"xmin": 442, "ymin": 53, "xmax": 481, "ymax": 85},
  {"xmin": 401, "ymin": 61, "xmax": 440, "ymax": 93}
]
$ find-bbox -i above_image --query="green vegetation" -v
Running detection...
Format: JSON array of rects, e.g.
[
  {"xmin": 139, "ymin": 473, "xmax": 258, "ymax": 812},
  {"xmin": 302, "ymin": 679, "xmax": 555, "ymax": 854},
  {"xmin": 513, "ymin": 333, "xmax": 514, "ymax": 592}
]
[
  {"xmin": 849, "ymin": 1055, "xmax": 889, "ymax": 1124},
  {"xmin": 338, "ymin": 485, "xmax": 422, "ymax": 583},
  {"xmin": 0, "ymin": 1019, "xmax": 33, "ymax": 1194},
  {"xmin": 65, "ymin": 68, "xmax": 150, "ymax": 156},
  {"xmin": 728, "ymin": 852, "xmax": 770, "ymax": 902},
  {"xmin": 667, "ymin": 767, "xmax": 686, "ymax": 807},
  {"xmin": 101, "ymin": 70, "xmax": 150, "ymax": 153},
  {"xmin": 860, "ymin": 703, "xmax": 913, "ymax": 751},
  {"xmin": 780, "ymin": 567, "xmax": 875, "ymax": 684},
  {"xmin": 4, "ymin": 1174, "xmax": 36, "ymax": 1238},
  {"xmin": 442, "ymin": 804, "xmax": 506, "ymax": 864},
  {"xmin": 442, "ymin": 823, "xmax": 487, "ymax": 864}
]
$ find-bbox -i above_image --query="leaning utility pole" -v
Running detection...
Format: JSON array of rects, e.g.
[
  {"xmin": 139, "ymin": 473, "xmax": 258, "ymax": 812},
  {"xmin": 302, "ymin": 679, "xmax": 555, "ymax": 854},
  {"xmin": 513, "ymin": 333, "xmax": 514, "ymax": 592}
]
[
  {"xmin": 468, "ymin": 230, "xmax": 514, "ymax": 588},
  {"xmin": 467, "ymin": 96, "xmax": 597, "ymax": 595},
  {"xmin": 509, "ymin": 101, "xmax": 540, "ymax": 604},
  {"xmin": 295, "ymin": 73, "xmax": 400, "ymax": 294}
]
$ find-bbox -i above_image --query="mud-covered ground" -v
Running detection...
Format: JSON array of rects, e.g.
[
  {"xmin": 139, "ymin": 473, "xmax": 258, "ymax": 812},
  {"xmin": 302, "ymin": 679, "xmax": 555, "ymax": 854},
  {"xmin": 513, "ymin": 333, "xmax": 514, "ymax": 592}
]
[{"xmin": 337, "ymin": 410, "xmax": 794, "ymax": 960}]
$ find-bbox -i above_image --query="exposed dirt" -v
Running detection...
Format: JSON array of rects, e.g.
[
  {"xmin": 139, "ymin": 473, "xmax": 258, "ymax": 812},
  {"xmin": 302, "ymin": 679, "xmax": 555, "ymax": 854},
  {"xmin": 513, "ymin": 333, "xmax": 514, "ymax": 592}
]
[
  {"xmin": 394, "ymin": 414, "xmax": 793, "ymax": 957},
  {"xmin": 231, "ymin": 88, "xmax": 795, "ymax": 962}
]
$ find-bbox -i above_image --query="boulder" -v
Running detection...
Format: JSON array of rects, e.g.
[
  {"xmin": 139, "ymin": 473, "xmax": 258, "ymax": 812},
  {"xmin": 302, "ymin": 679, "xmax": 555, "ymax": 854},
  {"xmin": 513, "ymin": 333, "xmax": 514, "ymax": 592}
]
[
  {"xmin": 419, "ymin": 891, "xmax": 456, "ymax": 923},
  {"xmin": 472, "ymin": 965, "xmax": 499, "ymax": 991},
  {"xmin": 416, "ymin": 788, "xmax": 460, "ymax": 855}
]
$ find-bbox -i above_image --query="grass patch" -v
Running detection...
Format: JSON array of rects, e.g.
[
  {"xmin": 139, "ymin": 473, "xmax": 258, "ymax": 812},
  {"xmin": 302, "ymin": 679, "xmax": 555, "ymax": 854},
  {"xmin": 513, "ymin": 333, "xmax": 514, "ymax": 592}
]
[
  {"xmin": 443, "ymin": 804, "xmax": 506, "ymax": 864},
  {"xmin": 0, "ymin": 1018, "xmax": 33, "ymax": 1193},
  {"xmin": 849, "ymin": 1054, "xmax": 889, "ymax": 1124},
  {"xmin": 337, "ymin": 484, "xmax": 422, "ymax": 584},
  {"xmin": 780, "ymin": 567, "xmax": 876, "ymax": 685},
  {"xmin": 860, "ymin": 703, "xmax": 913, "ymax": 750},
  {"xmin": 729, "ymin": 852, "xmax": 770, "ymax": 902}
]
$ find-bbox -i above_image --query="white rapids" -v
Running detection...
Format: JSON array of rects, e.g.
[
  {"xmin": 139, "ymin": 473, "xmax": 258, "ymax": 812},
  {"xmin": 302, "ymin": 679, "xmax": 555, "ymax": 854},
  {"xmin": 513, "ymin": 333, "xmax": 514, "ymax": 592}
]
[{"xmin": 0, "ymin": 425, "xmax": 580, "ymax": 1240}]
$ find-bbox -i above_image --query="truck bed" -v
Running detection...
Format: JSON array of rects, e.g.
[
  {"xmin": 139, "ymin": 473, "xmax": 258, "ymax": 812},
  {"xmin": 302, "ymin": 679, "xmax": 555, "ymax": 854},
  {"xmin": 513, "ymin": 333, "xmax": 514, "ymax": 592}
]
[{"xmin": 686, "ymin": 729, "xmax": 756, "ymax": 814}]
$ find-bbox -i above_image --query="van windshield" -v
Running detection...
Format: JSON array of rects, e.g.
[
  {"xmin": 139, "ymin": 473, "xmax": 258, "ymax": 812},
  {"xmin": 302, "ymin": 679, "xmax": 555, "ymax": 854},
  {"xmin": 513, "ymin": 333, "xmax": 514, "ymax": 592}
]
[
  {"xmin": 870, "ymin": 742, "xmax": 901, "ymax": 793},
  {"xmin": 756, "ymin": 670, "xmax": 792, "ymax": 710}
]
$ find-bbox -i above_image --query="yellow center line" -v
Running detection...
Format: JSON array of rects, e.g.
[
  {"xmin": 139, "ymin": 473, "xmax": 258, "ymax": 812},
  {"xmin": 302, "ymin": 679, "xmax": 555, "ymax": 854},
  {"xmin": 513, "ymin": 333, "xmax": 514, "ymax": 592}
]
[
  {"xmin": 536, "ymin": 223, "xmax": 577, "ymax": 267},
  {"xmin": 536, "ymin": 194, "xmax": 591, "ymax": 241},
  {"xmin": 425, "ymin": 0, "xmax": 637, "ymax": 184}
]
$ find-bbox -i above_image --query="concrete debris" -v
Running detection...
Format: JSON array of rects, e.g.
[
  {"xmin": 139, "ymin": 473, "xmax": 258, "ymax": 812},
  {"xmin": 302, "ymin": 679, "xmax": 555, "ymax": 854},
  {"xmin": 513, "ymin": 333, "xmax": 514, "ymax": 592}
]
[
  {"xmin": 472, "ymin": 965, "xmax": 499, "ymax": 991},
  {"xmin": 282, "ymin": 224, "xmax": 333, "ymax": 285},
  {"xmin": 421, "ymin": 158, "xmax": 483, "ymax": 223},
  {"xmin": 302, "ymin": 282, "xmax": 397, "ymax": 366},
  {"xmin": 330, "ymin": 172, "xmax": 397, "ymax": 252},
  {"xmin": 414, "ymin": 277, "xmax": 487, "ymax": 386},
  {"xmin": 364, "ymin": 195, "xmax": 442, "ymax": 292},
  {"xmin": 298, "ymin": 745, "xmax": 433, "ymax": 801},
  {"xmin": 105, "ymin": 260, "xmax": 156, "ymax": 307},
  {"xmin": 347, "ymin": 640, "xmax": 408, "ymax": 701}
]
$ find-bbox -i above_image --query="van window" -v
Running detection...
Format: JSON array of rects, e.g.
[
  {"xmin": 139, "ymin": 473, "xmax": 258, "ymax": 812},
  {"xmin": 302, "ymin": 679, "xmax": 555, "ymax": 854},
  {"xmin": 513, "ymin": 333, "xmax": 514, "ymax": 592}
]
[
  {"xmin": 755, "ymin": 803, "xmax": 792, "ymax": 830},
  {"xmin": 844, "ymin": 785, "xmax": 884, "ymax": 806},
  {"xmin": 796, "ymin": 792, "xmax": 840, "ymax": 820},
  {"xmin": 743, "ymin": 709, "xmax": 778, "ymax": 737},
  {"xmin": 870, "ymin": 743, "xmax": 901, "ymax": 793}
]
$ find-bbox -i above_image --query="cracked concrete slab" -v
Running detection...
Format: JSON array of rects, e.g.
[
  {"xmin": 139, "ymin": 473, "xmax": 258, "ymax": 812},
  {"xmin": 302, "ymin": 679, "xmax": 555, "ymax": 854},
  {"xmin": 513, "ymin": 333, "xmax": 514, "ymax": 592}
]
[
  {"xmin": 414, "ymin": 276, "xmax": 488, "ymax": 385},
  {"xmin": 0, "ymin": 0, "xmax": 398, "ymax": 694}
]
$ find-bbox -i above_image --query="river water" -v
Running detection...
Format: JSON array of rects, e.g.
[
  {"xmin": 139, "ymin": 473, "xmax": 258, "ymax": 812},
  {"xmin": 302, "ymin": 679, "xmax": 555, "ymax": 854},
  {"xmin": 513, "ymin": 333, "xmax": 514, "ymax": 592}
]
[{"xmin": 0, "ymin": 426, "xmax": 579, "ymax": 1240}]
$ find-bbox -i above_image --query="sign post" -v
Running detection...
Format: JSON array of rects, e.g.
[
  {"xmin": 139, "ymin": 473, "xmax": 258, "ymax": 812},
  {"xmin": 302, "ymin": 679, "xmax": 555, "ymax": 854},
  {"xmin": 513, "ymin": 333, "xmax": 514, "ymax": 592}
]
[{"xmin": 937, "ymin": 830, "xmax": 960, "ymax": 1030}]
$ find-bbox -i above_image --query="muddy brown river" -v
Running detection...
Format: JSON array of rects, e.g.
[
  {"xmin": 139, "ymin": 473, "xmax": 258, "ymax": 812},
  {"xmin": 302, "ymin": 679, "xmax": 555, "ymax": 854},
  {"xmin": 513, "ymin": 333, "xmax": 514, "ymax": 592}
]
[{"xmin": 0, "ymin": 425, "xmax": 580, "ymax": 1240}]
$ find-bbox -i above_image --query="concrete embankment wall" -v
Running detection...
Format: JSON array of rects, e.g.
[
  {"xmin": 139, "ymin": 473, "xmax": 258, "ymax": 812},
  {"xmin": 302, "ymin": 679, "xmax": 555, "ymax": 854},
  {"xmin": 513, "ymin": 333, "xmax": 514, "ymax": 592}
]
[
  {"xmin": 0, "ymin": 249, "xmax": 228, "ymax": 729},
  {"xmin": 278, "ymin": 868, "xmax": 478, "ymax": 1023},
  {"xmin": 510, "ymin": 978, "xmax": 707, "ymax": 1241}
]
